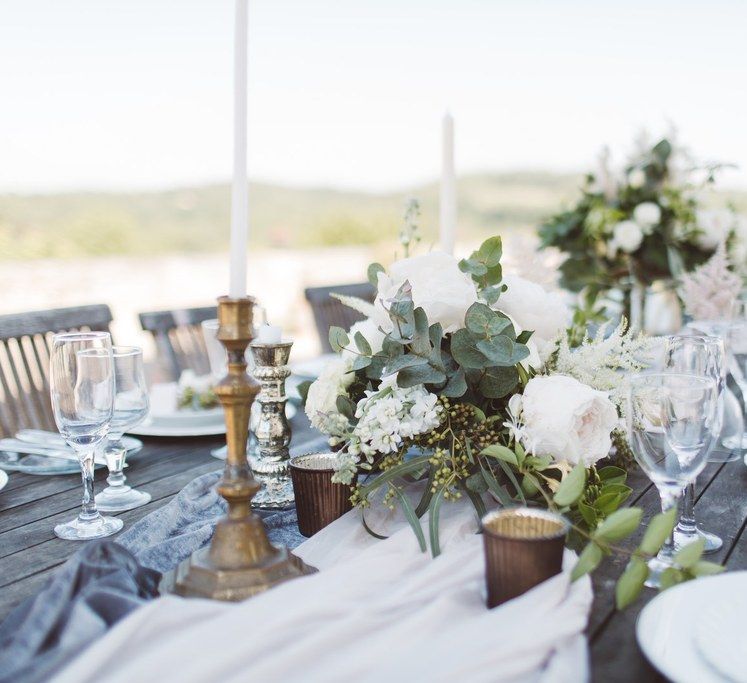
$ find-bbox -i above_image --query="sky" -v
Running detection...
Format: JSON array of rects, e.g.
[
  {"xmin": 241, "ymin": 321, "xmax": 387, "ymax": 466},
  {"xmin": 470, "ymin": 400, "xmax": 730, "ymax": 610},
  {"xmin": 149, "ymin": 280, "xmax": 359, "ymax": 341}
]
[{"xmin": 1, "ymin": 0, "xmax": 746, "ymax": 193}]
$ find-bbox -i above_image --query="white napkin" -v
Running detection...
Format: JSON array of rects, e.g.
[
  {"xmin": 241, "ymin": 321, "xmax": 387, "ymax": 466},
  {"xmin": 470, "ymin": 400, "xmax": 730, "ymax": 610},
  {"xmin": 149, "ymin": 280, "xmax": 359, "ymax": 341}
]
[{"xmin": 53, "ymin": 501, "xmax": 592, "ymax": 683}]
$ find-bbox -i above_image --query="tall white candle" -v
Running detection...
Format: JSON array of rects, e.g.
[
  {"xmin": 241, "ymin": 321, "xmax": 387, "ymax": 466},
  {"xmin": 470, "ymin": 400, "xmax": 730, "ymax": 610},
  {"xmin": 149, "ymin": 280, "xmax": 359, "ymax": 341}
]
[
  {"xmin": 439, "ymin": 112, "xmax": 457, "ymax": 255},
  {"xmin": 229, "ymin": 0, "xmax": 249, "ymax": 298}
]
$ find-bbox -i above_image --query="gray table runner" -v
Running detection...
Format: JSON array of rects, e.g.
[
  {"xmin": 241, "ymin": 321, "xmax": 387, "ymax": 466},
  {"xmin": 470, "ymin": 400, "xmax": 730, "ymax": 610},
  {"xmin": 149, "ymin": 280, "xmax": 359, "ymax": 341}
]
[{"xmin": 0, "ymin": 433, "xmax": 329, "ymax": 683}]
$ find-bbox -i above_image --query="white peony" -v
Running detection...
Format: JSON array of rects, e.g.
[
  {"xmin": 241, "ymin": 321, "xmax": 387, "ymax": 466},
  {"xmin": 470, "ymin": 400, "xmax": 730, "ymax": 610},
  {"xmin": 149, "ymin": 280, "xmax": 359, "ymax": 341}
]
[
  {"xmin": 611, "ymin": 220, "xmax": 644, "ymax": 254},
  {"xmin": 633, "ymin": 202, "xmax": 661, "ymax": 232},
  {"xmin": 494, "ymin": 275, "xmax": 571, "ymax": 363},
  {"xmin": 628, "ymin": 168, "xmax": 646, "ymax": 189},
  {"xmin": 342, "ymin": 318, "xmax": 386, "ymax": 362},
  {"xmin": 695, "ymin": 209, "xmax": 735, "ymax": 250},
  {"xmin": 304, "ymin": 357, "xmax": 355, "ymax": 435},
  {"xmin": 515, "ymin": 375, "xmax": 618, "ymax": 466},
  {"xmin": 375, "ymin": 251, "xmax": 478, "ymax": 334}
]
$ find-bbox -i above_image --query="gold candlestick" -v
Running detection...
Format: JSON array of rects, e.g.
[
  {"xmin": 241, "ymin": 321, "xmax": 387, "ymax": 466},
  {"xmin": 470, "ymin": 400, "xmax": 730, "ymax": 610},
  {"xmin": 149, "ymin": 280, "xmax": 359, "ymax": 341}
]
[{"xmin": 173, "ymin": 296, "xmax": 315, "ymax": 601}]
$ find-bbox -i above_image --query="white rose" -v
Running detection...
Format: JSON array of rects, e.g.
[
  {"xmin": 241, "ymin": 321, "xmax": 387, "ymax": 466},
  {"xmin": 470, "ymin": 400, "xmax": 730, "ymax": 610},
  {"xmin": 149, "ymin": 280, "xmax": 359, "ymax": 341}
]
[
  {"xmin": 305, "ymin": 357, "xmax": 354, "ymax": 435},
  {"xmin": 494, "ymin": 275, "xmax": 571, "ymax": 363},
  {"xmin": 628, "ymin": 168, "xmax": 646, "ymax": 189},
  {"xmin": 696, "ymin": 209, "xmax": 735, "ymax": 250},
  {"xmin": 342, "ymin": 318, "xmax": 386, "ymax": 362},
  {"xmin": 633, "ymin": 202, "xmax": 661, "ymax": 232},
  {"xmin": 518, "ymin": 375, "xmax": 618, "ymax": 466},
  {"xmin": 375, "ymin": 251, "xmax": 478, "ymax": 334},
  {"xmin": 612, "ymin": 220, "xmax": 644, "ymax": 253}
]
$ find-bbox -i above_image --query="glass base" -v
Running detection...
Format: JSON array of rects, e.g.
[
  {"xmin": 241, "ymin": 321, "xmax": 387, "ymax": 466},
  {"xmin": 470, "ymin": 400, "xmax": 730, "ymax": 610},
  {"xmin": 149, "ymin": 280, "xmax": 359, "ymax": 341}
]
[
  {"xmin": 54, "ymin": 513, "xmax": 123, "ymax": 540},
  {"xmin": 673, "ymin": 526, "xmax": 723, "ymax": 554},
  {"xmin": 644, "ymin": 554, "xmax": 672, "ymax": 589},
  {"xmin": 95, "ymin": 486, "xmax": 151, "ymax": 512},
  {"xmin": 709, "ymin": 444, "xmax": 742, "ymax": 463}
]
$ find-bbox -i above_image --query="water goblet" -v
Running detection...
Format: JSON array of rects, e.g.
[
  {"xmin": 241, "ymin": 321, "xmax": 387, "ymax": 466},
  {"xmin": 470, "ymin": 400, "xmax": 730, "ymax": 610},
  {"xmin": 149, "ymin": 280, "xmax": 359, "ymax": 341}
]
[
  {"xmin": 94, "ymin": 346, "xmax": 151, "ymax": 512},
  {"xmin": 663, "ymin": 335, "xmax": 724, "ymax": 553},
  {"xmin": 627, "ymin": 373, "xmax": 719, "ymax": 587},
  {"xmin": 729, "ymin": 320, "xmax": 747, "ymax": 445},
  {"xmin": 50, "ymin": 332, "xmax": 123, "ymax": 540}
]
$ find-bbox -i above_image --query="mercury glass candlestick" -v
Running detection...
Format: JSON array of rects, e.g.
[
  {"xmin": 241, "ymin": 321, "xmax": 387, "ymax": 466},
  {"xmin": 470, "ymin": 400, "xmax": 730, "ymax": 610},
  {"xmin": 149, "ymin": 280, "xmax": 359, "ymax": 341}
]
[
  {"xmin": 173, "ymin": 296, "xmax": 314, "ymax": 601},
  {"xmin": 248, "ymin": 340, "xmax": 295, "ymax": 509}
]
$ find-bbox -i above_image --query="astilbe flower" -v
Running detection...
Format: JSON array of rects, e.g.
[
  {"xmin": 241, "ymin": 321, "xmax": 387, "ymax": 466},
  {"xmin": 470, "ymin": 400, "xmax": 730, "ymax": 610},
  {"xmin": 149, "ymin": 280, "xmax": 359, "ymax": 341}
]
[
  {"xmin": 680, "ymin": 242, "xmax": 742, "ymax": 320},
  {"xmin": 549, "ymin": 320, "xmax": 653, "ymax": 409}
]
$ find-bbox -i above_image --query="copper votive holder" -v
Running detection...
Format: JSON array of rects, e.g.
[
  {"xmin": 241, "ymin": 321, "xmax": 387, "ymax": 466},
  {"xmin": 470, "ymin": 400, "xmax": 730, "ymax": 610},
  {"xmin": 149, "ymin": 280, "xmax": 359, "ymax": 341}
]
[
  {"xmin": 481, "ymin": 508, "xmax": 569, "ymax": 608},
  {"xmin": 290, "ymin": 453, "xmax": 357, "ymax": 537}
]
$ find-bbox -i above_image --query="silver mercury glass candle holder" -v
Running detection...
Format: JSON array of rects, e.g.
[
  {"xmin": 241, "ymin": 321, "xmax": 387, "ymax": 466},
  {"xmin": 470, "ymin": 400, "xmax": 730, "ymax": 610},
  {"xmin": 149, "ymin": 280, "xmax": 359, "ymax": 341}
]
[{"xmin": 248, "ymin": 339, "xmax": 295, "ymax": 509}]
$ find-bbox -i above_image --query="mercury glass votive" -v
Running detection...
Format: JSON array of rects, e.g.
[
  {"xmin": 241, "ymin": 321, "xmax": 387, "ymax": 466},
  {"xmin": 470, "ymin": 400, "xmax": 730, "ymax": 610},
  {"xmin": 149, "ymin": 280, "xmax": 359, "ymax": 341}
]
[
  {"xmin": 481, "ymin": 508, "xmax": 569, "ymax": 608},
  {"xmin": 290, "ymin": 452, "xmax": 357, "ymax": 537}
]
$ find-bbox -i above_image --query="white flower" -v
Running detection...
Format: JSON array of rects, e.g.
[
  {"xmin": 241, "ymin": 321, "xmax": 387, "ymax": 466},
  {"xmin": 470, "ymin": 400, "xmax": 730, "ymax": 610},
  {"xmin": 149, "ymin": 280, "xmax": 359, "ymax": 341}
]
[
  {"xmin": 304, "ymin": 357, "xmax": 354, "ymax": 435},
  {"xmin": 178, "ymin": 370, "xmax": 213, "ymax": 394},
  {"xmin": 611, "ymin": 220, "xmax": 644, "ymax": 254},
  {"xmin": 375, "ymin": 251, "xmax": 478, "ymax": 333},
  {"xmin": 493, "ymin": 275, "xmax": 571, "ymax": 363},
  {"xmin": 628, "ymin": 168, "xmax": 646, "ymax": 189},
  {"xmin": 695, "ymin": 209, "xmax": 736, "ymax": 250},
  {"xmin": 633, "ymin": 202, "xmax": 661, "ymax": 232},
  {"xmin": 342, "ymin": 318, "xmax": 386, "ymax": 362},
  {"xmin": 518, "ymin": 375, "xmax": 618, "ymax": 467}
]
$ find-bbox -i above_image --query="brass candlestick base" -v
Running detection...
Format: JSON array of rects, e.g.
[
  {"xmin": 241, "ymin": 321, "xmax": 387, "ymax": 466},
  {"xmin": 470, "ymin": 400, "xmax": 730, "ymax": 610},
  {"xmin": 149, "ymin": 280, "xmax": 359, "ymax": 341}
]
[
  {"xmin": 249, "ymin": 340, "xmax": 294, "ymax": 509},
  {"xmin": 173, "ymin": 296, "xmax": 315, "ymax": 601}
]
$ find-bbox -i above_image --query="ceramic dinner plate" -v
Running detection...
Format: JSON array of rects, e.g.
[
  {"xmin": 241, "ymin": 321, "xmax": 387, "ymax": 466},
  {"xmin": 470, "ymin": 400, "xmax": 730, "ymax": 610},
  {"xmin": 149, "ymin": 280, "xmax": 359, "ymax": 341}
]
[
  {"xmin": 0, "ymin": 436, "xmax": 142, "ymax": 476},
  {"xmin": 636, "ymin": 571, "xmax": 747, "ymax": 683}
]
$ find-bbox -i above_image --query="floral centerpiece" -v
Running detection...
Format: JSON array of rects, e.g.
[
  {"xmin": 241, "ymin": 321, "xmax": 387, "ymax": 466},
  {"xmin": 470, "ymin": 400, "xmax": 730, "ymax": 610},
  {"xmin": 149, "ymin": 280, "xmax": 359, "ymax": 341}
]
[
  {"xmin": 300, "ymin": 234, "xmax": 728, "ymax": 605},
  {"xmin": 538, "ymin": 136, "xmax": 746, "ymax": 310}
]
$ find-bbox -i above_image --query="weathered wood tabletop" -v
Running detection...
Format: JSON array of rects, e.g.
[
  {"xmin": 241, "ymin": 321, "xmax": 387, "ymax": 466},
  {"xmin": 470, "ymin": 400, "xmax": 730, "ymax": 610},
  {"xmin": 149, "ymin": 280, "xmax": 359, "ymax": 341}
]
[{"xmin": 1, "ymin": 410, "xmax": 745, "ymax": 682}]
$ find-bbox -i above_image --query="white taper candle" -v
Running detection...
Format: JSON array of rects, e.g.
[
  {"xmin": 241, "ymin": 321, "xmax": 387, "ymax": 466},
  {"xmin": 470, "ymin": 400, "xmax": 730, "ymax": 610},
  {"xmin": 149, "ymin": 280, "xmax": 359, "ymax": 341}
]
[
  {"xmin": 439, "ymin": 112, "xmax": 457, "ymax": 255},
  {"xmin": 229, "ymin": 0, "xmax": 249, "ymax": 298}
]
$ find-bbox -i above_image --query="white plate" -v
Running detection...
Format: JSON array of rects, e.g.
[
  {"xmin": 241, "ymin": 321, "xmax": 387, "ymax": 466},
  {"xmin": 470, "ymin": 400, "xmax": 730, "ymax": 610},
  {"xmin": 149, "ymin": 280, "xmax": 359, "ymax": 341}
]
[
  {"xmin": 128, "ymin": 420, "xmax": 227, "ymax": 438},
  {"xmin": 696, "ymin": 589, "xmax": 747, "ymax": 683},
  {"xmin": 0, "ymin": 470, "xmax": 8, "ymax": 491},
  {"xmin": 637, "ymin": 571, "xmax": 747, "ymax": 683}
]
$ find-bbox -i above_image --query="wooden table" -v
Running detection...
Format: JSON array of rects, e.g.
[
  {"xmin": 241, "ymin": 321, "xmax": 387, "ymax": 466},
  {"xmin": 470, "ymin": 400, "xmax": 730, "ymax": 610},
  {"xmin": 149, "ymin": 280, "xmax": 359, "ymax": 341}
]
[{"xmin": 1, "ymin": 414, "xmax": 745, "ymax": 682}]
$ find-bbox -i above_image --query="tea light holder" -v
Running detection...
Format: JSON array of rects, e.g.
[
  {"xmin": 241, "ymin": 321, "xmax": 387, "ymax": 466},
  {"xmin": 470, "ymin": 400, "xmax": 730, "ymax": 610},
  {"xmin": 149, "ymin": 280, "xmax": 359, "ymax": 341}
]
[
  {"xmin": 173, "ymin": 296, "xmax": 315, "ymax": 601},
  {"xmin": 290, "ymin": 452, "xmax": 357, "ymax": 537},
  {"xmin": 248, "ymin": 340, "xmax": 294, "ymax": 509},
  {"xmin": 481, "ymin": 508, "xmax": 568, "ymax": 608}
]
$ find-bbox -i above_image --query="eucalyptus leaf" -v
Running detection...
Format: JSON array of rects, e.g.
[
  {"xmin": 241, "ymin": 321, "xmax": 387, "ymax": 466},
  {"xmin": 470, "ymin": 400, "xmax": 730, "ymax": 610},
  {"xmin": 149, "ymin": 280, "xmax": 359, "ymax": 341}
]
[
  {"xmin": 615, "ymin": 557, "xmax": 648, "ymax": 609},
  {"xmin": 328, "ymin": 326, "xmax": 350, "ymax": 353},
  {"xmin": 352, "ymin": 355, "xmax": 372, "ymax": 371},
  {"xmin": 478, "ymin": 365, "xmax": 520, "ymax": 398},
  {"xmin": 477, "ymin": 235, "xmax": 503, "ymax": 267},
  {"xmin": 429, "ymin": 487, "xmax": 445, "ymax": 558},
  {"xmin": 335, "ymin": 395, "xmax": 356, "ymax": 421},
  {"xmin": 673, "ymin": 537, "xmax": 705, "ymax": 569},
  {"xmin": 553, "ymin": 463, "xmax": 586, "ymax": 507},
  {"xmin": 354, "ymin": 331, "xmax": 372, "ymax": 355},
  {"xmin": 689, "ymin": 560, "xmax": 726, "ymax": 577},
  {"xmin": 495, "ymin": 458, "xmax": 526, "ymax": 504},
  {"xmin": 397, "ymin": 363, "xmax": 447, "ymax": 387},
  {"xmin": 450, "ymin": 328, "xmax": 489, "ymax": 369},
  {"xmin": 384, "ymin": 354, "xmax": 428, "ymax": 375},
  {"xmin": 465, "ymin": 471, "xmax": 489, "ymax": 494},
  {"xmin": 459, "ymin": 258, "xmax": 488, "ymax": 277},
  {"xmin": 296, "ymin": 379, "xmax": 312, "ymax": 405},
  {"xmin": 367, "ymin": 262, "xmax": 385, "ymax": 286},
  {"xmin": 638, "ymin": 507, "xmax": 677, "ymax": 555},
  {"xmin": 479, "ymin": 462, "xmax": 513, "ymax": 506},
  {"xmin": 480, "ymin": 444, "xmax": 518, "ymax": 467},
  {"xmin": 442, "ymin": 368, "xmax": 468, "ymax": 397},
  {"xmin": 598, "ymin": 466, "xmax": 627, "ymax": 485},
  {"xmin": 594, "ymin": 508, "xmax": 642, "ymax": 542},
  {"xmin": 571, "ymin": 542, "xmax": 603, "ymax": 580},
  {"xmin": 465, "ymin": 303, "xmax": 511, "ymax": 338},
  {"xmin": 392, "ymin": 486, "xmax": 427, "ymax": 553}
]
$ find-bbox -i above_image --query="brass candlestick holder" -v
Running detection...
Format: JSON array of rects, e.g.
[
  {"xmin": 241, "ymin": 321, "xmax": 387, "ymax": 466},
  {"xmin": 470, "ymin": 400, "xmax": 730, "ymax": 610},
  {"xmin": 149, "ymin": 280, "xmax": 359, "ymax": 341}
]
[
  {"xmin": 248, "ymin": 340, "xmax": 295, "ymax": 509},
  {"xmin": 173, "ymin": 296, "xmax": 315, "ymax": 601}
]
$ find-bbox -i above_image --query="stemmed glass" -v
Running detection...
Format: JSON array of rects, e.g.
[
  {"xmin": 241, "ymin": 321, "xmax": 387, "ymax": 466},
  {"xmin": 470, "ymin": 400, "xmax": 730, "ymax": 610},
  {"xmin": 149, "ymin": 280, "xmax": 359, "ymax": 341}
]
[
  {"xmin": 663, "ymin": 335, "xmax": 725, "ymax": 553},
  {"xmin": 50, "ymin": 332, "xmax": 123, "ymax": 540},
  {"xmin": 730, "ymin": 320, "xmax": 747, "ymax": 446},
  {"xmin": 627, "ymin": 373, "xmax": 719, "ymax": 587},
  {"xmin": 94, "ymin": 346, "xmax": 151, "ymax": 512}
]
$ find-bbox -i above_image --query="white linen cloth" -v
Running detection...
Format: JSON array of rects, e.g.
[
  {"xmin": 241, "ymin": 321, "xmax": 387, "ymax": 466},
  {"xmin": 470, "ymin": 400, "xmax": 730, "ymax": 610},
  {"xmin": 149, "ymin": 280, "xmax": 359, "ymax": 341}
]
[{"xmin": 53, "ymin": 500, "xmax": 592, "ymax": 683}]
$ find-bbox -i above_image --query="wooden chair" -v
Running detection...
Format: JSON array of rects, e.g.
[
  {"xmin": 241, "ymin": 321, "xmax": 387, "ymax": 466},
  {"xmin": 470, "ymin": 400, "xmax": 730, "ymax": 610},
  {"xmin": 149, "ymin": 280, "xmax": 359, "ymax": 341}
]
[
  {"xmin": 138, "ymin": 306, "xmax": 217, "ymax": 381},
  {"xmin": 304, "ymin": 283, "xmax": 376, "ymax": 353},
  {"xmin": 0, "ymin": 304, "xmax": 113, "ymax": 437}
]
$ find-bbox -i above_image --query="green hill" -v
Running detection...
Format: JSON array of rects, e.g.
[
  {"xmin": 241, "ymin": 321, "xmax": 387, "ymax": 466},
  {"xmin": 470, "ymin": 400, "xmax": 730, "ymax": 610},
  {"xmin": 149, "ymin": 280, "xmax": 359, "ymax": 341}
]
[{"xmin": 1, "ymin": 172, "xmax": 744, "ymax": 260}]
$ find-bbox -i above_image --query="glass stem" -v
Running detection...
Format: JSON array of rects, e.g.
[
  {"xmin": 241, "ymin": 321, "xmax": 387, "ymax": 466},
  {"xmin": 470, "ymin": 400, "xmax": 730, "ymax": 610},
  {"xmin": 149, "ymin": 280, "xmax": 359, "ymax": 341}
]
[
  {"xmin": 658, "ymin": 487, "xmax": 680, "ymax": 562},
  {"xmin": 677, "ymin": 483, "xmax": 697, "ymax": 533},
  {"xmin": 79, "ymin": 449, "xmax": 98, "ymax": 520}
]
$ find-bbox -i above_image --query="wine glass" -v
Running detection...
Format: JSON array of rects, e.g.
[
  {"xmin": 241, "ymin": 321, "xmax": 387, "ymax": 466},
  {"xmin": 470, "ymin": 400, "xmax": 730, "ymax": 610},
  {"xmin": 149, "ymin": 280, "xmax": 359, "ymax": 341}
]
[
  {"xmin": 50, "ymin": 332, "xmax": 122, "ymax": 540},
  {"xmin": 627, "ymin": 373, "xmax": 719, "ymax": 587},
  {"xmin": 94, "ymin": 346, "xmax": 151, "ymax": 512},
  {"xmin": 730, "ymin": 320, "xmax": 747, "ymax": 446},
  {"xmin": 663, "ymin": 335, "xmax": 724, "ymax": 553}
]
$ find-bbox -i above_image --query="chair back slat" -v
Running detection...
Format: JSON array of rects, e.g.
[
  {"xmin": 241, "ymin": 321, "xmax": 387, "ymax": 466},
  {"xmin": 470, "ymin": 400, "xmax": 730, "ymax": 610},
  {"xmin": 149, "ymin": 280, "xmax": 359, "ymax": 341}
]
[
  {"xmin": 304, "ymin": 283, "xmax": 376, "ymax": 353},
  {"xmin": 139, "ymin": 306, "xmax": 216, "ymax": 381},
  {"xmin": 0, "ymin": 304, "xmax": 113, "ymax": 437}
]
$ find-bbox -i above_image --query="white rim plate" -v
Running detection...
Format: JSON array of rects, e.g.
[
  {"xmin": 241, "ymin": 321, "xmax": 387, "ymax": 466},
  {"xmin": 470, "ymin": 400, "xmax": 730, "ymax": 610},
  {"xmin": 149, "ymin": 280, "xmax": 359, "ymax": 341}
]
[
  {"xmin": 0, "ymin": 470, "xmax": 8, "ymax": 491},
  {"xmin": 695, "ymin": 588, "xmax": 747, "ymax": 683},
  {"xmin": 637, "ymin": 571, "xmax": 747, "ymax": 683},
  {"xmin": 128, "ymin": 420, "xmax": 227, "ymax": 438}
]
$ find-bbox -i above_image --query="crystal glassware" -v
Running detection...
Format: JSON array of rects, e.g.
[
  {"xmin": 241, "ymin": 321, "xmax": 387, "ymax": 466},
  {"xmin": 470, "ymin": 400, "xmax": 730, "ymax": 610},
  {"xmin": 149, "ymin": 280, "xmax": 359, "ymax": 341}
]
[
  {"xmin": 94, "ymin": 346, "xmax": 151, "ymax": 512},
  {"xmin": 663, "ymin": 335, "xmax": 725, "ymax": 553},
  {"xmin": 627, "ymin": 373, "xmax": 719, "ymax": 587},
  {"xmin": 729, "ymin": 320, "xmax": 747, "ymax": 446},
  {"xmin": 49, "ymin": 332, "xmax": 123, "ymax": 540}
]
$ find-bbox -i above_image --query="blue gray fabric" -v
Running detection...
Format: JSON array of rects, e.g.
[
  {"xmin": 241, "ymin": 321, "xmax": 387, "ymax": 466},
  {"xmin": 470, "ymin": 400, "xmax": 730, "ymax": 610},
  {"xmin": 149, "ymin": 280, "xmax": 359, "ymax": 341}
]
[{"xmin": 0, "ymin": 433, "xmax": 329, "ymax": 683}]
